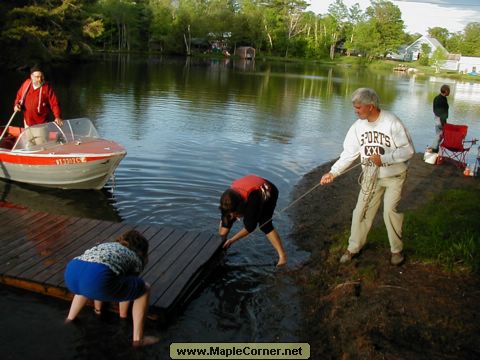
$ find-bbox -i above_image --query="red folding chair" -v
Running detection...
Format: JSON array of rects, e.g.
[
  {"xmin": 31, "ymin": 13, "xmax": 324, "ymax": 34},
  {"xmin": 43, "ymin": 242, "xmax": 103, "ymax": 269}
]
[{"xmin": 438, "ymin": 123, "xmax": 476, "ymax": 169}]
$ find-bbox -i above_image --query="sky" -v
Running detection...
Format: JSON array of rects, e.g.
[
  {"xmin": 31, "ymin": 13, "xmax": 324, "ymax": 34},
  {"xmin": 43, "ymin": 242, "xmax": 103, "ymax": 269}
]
[{"xmin": 307, "ymin": 0, "xmax": 480, "ymax": 35}]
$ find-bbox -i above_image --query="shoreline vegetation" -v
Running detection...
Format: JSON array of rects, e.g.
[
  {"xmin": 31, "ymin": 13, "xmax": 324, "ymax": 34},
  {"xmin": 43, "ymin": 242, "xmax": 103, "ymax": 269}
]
[
  {"xmin": 2, "ymin": 0, "xmax": 478, "ymax": 84},
  {"xmin": 288, "ymin": 153, "xmax": 480, "ymax": 358},
  {"xmin": 8, "ymin": 52, "xmax": 480, "ymax": 84}
]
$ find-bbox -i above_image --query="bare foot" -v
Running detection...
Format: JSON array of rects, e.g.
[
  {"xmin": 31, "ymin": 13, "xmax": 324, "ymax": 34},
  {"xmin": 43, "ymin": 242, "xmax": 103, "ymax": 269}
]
[
  {"xmin": 276, "ymin": 257, "xmax": 287, "ymax": 267},
  {"xmin": 132, "ymin": 336, "xmax": 160, "ymax": 347}
]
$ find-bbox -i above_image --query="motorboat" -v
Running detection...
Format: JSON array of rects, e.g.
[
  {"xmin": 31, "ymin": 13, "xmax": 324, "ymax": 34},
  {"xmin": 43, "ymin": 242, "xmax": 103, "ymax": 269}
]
[{"xmin": 0, "ymin": 118, "xmax": 126, "ymax": 190}]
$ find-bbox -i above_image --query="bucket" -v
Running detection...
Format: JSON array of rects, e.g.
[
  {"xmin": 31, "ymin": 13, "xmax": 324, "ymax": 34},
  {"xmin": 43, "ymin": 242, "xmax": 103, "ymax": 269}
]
[{"xmin": 423, "ymin": 151, "xmax": 438, "ymax": 165}]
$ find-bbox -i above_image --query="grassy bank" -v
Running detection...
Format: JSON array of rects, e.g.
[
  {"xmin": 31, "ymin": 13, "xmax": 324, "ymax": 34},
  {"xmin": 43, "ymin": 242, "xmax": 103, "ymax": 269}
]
[
  {"xmin": 329, "ymin": 188, "xmax": 480, "ymax": 275},
  {"xmin": 261, "ymin": 55, "xmax": 480, "ymax": 82},
  {"xmin": 292, "ymin": 169, "xmax": 480, "ymax": 358},
  {"xmin": 368, "ymin": 58, "xmax": 480, "ymax": 82}
]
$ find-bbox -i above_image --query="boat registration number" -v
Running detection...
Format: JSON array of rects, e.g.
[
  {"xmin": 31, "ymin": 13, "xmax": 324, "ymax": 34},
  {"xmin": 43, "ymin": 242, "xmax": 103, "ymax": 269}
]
[{"xmin": 55, "ymin": 157, "xmax": 87, "ymax": 165}]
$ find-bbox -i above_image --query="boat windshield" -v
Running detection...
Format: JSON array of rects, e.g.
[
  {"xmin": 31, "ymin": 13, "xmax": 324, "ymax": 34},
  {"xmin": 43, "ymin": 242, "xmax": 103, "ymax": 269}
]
[{"xmin": 12, "ymin": 118, "xmax": 100, "ymax": 152}]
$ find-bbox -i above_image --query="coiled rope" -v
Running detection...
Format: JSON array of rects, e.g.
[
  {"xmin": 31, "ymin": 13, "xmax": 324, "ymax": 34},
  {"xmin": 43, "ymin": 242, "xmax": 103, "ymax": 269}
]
[{"xmin": 357, "ymin": 159, "xmax": 380, "ymax": 219}]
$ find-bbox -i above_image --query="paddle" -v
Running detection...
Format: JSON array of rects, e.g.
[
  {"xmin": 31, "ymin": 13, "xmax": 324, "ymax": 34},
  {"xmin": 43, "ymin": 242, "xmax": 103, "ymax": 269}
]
[{"xmin": 0, "ymin": 110, "xmax": 18, "ymax": 143}]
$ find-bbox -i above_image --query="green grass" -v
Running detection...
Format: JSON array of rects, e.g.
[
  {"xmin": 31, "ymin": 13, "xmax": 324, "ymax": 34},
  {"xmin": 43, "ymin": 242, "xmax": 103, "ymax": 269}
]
[{"xmin": 367, "ymin": 189, "xmax": 480, "ymax": 273}]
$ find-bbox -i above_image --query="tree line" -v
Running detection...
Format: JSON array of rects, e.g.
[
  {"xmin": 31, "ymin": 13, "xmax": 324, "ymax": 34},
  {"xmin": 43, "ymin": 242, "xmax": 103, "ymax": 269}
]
[{"xmin": 0, "ymin": 0, "xmax": 479, "ymax": 67}]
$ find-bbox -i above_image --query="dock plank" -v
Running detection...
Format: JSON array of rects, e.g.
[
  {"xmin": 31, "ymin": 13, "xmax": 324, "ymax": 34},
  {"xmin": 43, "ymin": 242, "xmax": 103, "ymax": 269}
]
[
  {"xmin": 0, "ymin": 207, "xmax": 223, "ymax": 320},
  {"xmin": 0, "ymin": 210, "xmax": 50, "ymax": 245},
  {"xmin": 3, "ymin": 216, "xmax": 81, "ymax": 276},
  {"xmin": 0, "ymin": 216, "xmax": 86, "ymax": 271},
  {"xmin": 142, "ymin": 229, "xmax": 189, "ymax": 278},
  {"xmin": 142, "ymin": 231, "xmax": 198, "ymax": 290},
  {"xmin": 0, "ymin": 211, "xmax": 63, "ymax": 253},
  {"xmin": 28, "ymin": 217, "xmax": 108, "ymax": 283},
  {"xmin": 0, "ymin": 214, "xmax": 72, "ymax": 269},
  {"xmin": 20, "ymin": 222, "xmax": 118, "ymax": 281},
  {"xmin": 152, "ymin": 231, "xmax": 218, "ymax": 308}
]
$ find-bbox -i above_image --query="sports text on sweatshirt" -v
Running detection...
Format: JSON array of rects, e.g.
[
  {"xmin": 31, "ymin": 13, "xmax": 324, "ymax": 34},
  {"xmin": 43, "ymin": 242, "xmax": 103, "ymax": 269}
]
[{"xmin": 330, "ymin": 110, "xmax": 415, "ymax": 179}]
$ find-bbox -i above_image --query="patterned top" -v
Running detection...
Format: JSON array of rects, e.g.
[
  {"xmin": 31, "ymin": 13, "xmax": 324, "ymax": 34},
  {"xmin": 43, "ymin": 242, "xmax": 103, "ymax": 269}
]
[{"xmin": 76, "ymin": 242, "xmax": 144, "ymax": 276}]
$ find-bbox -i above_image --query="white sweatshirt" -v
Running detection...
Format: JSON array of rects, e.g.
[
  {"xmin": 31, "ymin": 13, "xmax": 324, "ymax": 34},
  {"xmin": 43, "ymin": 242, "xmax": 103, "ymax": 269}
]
[{"xmin": 330, "ymin": 110, "xmax": 415, "ymax": 178}]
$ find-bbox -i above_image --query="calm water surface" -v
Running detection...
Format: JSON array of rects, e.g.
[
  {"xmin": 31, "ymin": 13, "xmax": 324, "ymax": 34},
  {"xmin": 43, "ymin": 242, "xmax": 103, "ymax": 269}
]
[{"xmin": 1, "ymin": 56, "xmax": 480, "ymax": 359}]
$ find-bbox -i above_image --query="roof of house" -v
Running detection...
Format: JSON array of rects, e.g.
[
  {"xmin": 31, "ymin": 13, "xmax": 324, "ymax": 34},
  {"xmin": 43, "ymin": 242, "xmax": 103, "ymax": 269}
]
[
  {"xmin": 405, "ymin": 35, "xmax": 447, "ymax": 53},
  {"xmin": 425, "ymin": 36, "xmax": 444, "ymax": 49}
]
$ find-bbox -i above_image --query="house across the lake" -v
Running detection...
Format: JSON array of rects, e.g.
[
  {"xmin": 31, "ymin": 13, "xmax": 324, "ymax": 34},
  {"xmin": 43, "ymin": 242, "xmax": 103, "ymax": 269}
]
[
  {"xmin": 388, "ymin": 35, "xmax": 446, "ymax": 61},
  {"xmin": 456, "ymin": 56, "xmax": 480, "ymax": 74},
  {"xmin": 404, "ymin": 35, "xmax": 447, "ymax": 61},
  {"xmin": 440, "ymin": 54, "xmax": 480, "ymax": 74},
  {"xmin": 388, "ymin": 35, "xmax": 480, "ymax": 75},
  {"xmin": 235, "ymin": 46, "xmax": 255, "ymax": 60}
]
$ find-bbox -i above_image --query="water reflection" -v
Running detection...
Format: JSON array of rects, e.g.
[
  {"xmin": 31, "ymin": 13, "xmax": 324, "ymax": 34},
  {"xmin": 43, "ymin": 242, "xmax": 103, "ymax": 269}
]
[
  {"xmin": 0, "ymin": 180, "xmax": 122, "ymax": 222},
  {"xmin": 453, "ymin": 82, "xmax": 480, "ymax": 105},
  {"xmin": 1, "ymin": 56, "xmax": 480, "ymax": 358}
]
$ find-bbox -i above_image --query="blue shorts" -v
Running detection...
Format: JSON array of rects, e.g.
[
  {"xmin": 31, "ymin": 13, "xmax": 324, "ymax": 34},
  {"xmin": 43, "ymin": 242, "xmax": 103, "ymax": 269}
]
[{"xmin": 64, "ymin": 259, "xmax": 146, "ymax": 302}]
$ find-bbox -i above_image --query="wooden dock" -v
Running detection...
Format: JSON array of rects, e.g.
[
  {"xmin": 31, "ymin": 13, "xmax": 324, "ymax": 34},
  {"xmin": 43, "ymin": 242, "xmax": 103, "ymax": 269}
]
[{"xmin": 0, "ymin": 207, "xmax": 223, "ymax": 320}]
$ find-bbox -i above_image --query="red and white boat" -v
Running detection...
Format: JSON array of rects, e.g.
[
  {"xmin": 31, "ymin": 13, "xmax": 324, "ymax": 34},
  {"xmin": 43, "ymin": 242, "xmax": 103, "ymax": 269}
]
[{"xmin": 0, "ymin": 118, "xmax": 126, "ymax": 190}]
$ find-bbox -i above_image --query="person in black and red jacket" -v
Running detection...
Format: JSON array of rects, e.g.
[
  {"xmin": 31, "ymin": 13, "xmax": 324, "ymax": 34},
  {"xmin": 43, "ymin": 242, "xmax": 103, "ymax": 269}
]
[{"xmin": 218, "ymin": 174, "xmax": 287, "ymax": 267}]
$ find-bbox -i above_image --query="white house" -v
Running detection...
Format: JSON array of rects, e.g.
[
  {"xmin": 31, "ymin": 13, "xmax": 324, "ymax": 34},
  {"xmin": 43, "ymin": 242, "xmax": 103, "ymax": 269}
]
[
  {"xmin": 387, "ymin": 34, "xmax": 480, "ymax": 75},
  {"xmin": 388, "ymin": 35, "xmax": 447, "ymax": 61},
  {"xmin": 439, "ymin": 55, "xmax": 480, "ymax": 74},
  {"xmin": 440, "ymin": 53, "xmax": 461, "ymax": 71},
  {"xmin": 457, "ymin": 56, "xmax": 480, "ymax": 74},
  {"xmin": 403, "ymin": 35, "xmax": 447, "ymax": 61}
]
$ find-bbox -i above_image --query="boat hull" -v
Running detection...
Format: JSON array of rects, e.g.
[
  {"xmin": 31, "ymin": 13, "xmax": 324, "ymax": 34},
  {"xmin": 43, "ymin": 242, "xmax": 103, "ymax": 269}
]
[
  {"xmin": 0, "ymin": 119, "xmax": 126, "ymax": 190},
  {"xmin": 0, "ymin": 153, "xmax": 125, "ymax": 190}
]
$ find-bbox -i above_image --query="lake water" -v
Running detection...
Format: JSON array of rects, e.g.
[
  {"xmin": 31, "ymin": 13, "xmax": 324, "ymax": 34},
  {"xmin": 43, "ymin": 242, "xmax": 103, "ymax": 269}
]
[{"xmin": 1, "ymin": 56, "xmax": 480, "ymax": 359}]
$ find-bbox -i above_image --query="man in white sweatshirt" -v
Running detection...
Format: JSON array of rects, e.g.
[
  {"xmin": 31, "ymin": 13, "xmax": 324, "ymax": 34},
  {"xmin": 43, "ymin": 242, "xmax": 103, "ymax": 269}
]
[{"xmin": 320, "ymin": 88, "xmax": 415, "ymax": 265}]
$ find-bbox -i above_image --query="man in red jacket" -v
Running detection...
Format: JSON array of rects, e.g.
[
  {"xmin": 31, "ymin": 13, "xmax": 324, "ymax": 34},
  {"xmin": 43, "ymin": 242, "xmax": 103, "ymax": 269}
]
[{"xmin": 13, "ymin": 65, "xmax": 63, "ymax": 127}]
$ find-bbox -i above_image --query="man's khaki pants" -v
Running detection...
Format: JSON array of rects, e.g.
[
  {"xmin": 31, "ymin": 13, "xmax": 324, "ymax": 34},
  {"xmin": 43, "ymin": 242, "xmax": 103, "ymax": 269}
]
[{"xmin": 347, "ymin": 171, "xmax": 407, "ymax": 254}]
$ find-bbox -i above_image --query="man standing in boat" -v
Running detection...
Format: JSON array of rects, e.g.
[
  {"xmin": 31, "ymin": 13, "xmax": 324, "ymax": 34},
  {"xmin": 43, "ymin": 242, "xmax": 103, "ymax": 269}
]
[
  {"xmin": 219, "ymin": 174, "xmax": 287, "ymax": 267},
  {"xmin": 13, "ymin": 65, "xmax": 63, "ymax": 127}
]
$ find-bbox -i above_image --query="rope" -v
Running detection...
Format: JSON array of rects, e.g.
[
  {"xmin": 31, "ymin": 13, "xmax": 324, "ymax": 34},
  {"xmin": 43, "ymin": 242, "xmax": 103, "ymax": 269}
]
[
  {"xmin": 258, "ymin": 160, "xmax": 366, "ymax": 230},
  {"xmin": 357, "ymin": 159, "xmax": 379, "ymax": 219},
  {"xmin": 227, "ymin": 159, "xmax": 375, "ymax": 265}
]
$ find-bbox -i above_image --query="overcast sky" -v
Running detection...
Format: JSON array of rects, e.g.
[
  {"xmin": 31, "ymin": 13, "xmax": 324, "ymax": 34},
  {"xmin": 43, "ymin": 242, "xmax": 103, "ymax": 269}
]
[{"xmin": 307, "ymin": 0, "xmax": 480, "ymax": 35}]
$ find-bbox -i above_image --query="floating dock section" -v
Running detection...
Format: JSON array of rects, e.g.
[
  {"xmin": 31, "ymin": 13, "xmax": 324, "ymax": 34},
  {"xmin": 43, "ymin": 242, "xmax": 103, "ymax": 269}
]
[{"xmin": 0, "ymin": 207, "xmax": 223, "ymax": 320}]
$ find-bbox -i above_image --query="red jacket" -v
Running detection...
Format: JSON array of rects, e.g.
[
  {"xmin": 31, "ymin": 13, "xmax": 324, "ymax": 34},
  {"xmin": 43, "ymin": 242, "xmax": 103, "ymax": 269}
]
[
  {"xmin": 14, "ymin": 79, "xmax": 61, "ymax": 126},
  {"xmin": 231, "ymin": 174, "xmax": 268, "ymax": 201}
]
